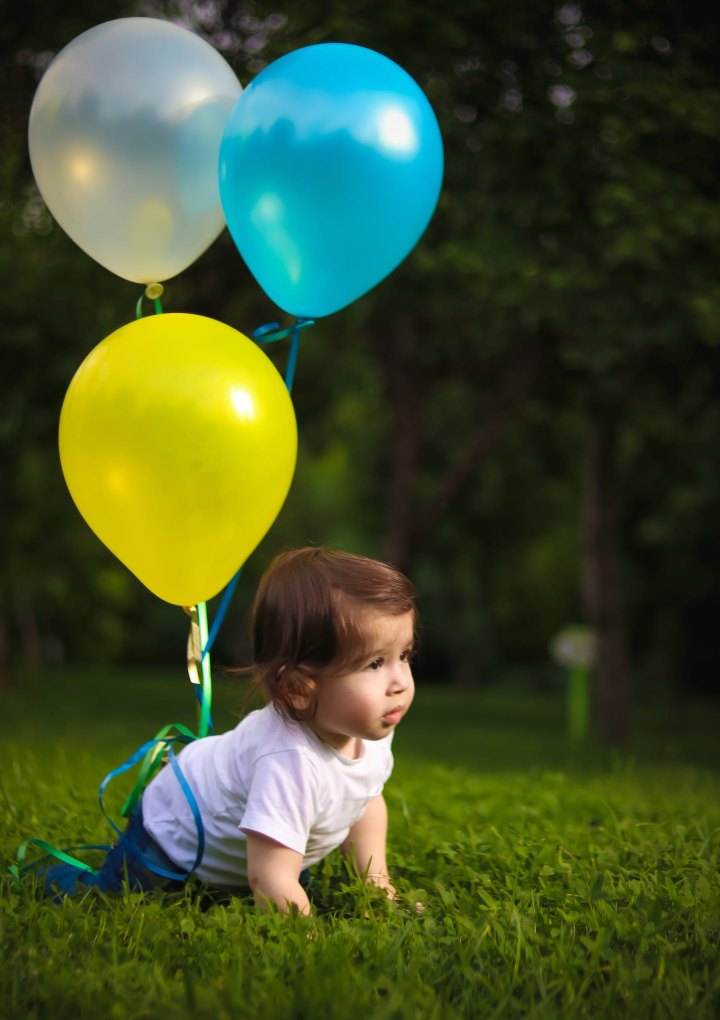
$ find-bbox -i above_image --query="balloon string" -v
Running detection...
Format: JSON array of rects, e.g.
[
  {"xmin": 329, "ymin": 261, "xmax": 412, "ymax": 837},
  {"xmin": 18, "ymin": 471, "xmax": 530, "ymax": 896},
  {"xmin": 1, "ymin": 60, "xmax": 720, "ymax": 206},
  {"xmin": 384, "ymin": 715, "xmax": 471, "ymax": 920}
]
[
  {"xmin": 202, "ymin": 568, "xmax": 242, "ymax": 658},
  {"xmin": 196, "ymin": 601, "xmax": 213, "ymax": 736},
  {"xmin": 252, "ymin": 317, "xmax": 314, "ymax": 396},
  {"xmin": 135, "ymin": 283, "xmax": 165, "ymax": 319},
  {"xmin": 198, "ymin": 318, "xmax": 314, "ymax": 666}
]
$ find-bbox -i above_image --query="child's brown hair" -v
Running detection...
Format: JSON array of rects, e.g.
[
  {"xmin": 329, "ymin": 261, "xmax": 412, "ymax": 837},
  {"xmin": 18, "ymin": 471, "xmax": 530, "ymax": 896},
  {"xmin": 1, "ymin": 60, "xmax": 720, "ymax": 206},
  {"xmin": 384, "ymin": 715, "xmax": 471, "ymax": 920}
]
[{"xmin": 251, "ymin": 547, "xmax": 416, "ymax": 722}]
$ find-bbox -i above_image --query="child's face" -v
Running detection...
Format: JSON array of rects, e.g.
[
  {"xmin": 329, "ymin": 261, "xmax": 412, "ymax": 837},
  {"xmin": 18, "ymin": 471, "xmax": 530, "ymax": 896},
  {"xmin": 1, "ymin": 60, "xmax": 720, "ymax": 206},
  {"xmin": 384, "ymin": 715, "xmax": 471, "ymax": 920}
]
[{"xmin": 308, "ymin": 610, "xmax": 415, "ymax": 755}]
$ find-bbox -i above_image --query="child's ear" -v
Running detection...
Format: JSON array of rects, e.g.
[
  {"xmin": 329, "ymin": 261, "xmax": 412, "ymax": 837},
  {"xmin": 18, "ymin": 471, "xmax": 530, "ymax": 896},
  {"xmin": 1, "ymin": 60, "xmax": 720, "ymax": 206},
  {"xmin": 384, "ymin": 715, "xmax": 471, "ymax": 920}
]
[
  {"xmin": 288, "ymin": 688, "xmax": 310, "ymax": 712},
  {"xmin": 279, "ymin": 668, "xmax": 317, "ymax": 714}
]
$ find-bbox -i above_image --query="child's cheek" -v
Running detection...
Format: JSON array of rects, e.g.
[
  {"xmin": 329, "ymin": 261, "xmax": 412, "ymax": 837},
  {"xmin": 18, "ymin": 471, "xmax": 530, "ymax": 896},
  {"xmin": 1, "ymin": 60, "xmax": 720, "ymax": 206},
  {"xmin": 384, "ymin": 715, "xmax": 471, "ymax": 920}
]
[{"xmin": 342, "ymin": 690, "xmax": 380, "ymax": 728}]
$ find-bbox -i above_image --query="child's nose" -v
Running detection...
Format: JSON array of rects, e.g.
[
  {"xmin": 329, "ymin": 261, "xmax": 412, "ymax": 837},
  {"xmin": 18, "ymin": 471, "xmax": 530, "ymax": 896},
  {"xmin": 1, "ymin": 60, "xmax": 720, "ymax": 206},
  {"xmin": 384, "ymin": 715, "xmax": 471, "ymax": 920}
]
[{"xmin": 387, "ymin": 662, "xmax": 410, "ymax": 692}]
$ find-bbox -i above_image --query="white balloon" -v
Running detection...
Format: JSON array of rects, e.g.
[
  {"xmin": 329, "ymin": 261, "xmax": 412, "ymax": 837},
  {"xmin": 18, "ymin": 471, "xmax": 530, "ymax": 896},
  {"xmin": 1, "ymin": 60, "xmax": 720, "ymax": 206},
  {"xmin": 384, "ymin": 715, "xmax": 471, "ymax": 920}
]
[{"xmin": 28, "ymin": 18, "xmax": 242, "ymax": 283}]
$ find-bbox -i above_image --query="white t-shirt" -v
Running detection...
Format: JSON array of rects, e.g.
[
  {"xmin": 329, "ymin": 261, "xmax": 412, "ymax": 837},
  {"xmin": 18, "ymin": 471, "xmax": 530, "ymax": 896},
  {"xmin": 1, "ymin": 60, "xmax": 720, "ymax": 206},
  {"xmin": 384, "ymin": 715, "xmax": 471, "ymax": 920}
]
[{"xmin": 142, "ymin": 704, "xmax": 394, "ymax": 889}]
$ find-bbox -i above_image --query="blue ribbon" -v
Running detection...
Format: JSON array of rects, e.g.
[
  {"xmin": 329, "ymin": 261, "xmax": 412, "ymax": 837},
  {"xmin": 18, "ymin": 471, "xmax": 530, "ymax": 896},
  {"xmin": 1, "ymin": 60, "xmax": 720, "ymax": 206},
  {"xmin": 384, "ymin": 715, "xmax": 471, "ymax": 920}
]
[
  {"xmin": 253, "ymin": 316, "xmax": 315, "ymax": 396},
  {"xmin": 201, "ymin": 567, "xmax": 242, "ymax": 660},
  {"xmin": 98, "ymin": 736, "xmax": 204, "ymax": 881},
  {"xmin": 167, "ymin": 746, "xmax": 205, "ymax": 874}
]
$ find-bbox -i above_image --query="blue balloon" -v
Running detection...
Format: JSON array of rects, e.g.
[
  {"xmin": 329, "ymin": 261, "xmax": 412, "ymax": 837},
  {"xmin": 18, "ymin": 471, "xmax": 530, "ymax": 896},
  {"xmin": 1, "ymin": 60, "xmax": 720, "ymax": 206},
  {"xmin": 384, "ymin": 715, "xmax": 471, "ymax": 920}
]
[{"xmin": 219, "ymin": 43, "xmax": 444, "ymax": 318}]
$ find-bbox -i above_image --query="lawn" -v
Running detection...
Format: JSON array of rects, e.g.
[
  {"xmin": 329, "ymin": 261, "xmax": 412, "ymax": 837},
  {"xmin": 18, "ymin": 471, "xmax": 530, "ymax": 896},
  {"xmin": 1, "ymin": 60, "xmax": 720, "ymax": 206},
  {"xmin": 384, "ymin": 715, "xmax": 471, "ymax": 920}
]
[{"xmin": 1, "ymin": 666, "xmax": 719, "ymax": 1019}]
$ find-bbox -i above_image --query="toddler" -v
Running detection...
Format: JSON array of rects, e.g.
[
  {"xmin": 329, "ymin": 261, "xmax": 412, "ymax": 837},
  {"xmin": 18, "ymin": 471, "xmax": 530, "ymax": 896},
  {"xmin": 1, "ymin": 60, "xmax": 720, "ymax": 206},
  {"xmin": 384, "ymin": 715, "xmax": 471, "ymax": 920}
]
[{"xmin": 43, "ymin": 547, "xmax": 416, "ymax": 914}]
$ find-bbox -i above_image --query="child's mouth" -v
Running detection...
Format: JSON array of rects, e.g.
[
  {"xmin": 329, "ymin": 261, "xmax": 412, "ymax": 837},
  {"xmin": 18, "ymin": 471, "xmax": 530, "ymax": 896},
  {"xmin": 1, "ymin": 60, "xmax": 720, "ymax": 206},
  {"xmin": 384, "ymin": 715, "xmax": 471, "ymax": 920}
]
[{"xmin": 382, "ymin": 707, "xmax": 404, "ymax": 725}]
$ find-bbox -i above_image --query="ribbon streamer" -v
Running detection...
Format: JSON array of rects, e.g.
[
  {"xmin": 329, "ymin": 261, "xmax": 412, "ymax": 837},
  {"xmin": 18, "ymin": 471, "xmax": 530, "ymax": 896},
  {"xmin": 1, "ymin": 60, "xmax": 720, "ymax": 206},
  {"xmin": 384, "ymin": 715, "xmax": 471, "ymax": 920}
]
[
  {"xmin": 253, "ymin": 317, "xmax": 315, "ymax": 396},
  {"xmin": 187, "ymin": 603, "xmax": 213, "ymax": 737}
]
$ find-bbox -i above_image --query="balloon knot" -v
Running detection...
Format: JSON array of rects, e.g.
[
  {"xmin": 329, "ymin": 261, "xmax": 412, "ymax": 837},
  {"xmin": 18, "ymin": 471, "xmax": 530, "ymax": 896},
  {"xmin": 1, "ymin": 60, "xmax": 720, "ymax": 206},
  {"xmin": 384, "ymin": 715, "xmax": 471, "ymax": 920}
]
[
  {"xmin": 253, "ymin": 318, "xmax": 315, "ymax": 344},
  {"xmin": 145, "ymin": 283, "xmax": 165, "ymax": 300}
]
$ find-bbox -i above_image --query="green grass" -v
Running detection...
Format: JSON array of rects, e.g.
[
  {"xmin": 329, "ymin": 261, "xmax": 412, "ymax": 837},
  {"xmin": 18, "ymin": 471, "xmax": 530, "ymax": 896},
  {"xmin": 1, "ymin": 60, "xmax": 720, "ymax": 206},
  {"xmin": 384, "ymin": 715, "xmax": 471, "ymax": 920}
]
[{"xmin": 1, "ymin": 667, "xmax": 719, "ymax": 1019}]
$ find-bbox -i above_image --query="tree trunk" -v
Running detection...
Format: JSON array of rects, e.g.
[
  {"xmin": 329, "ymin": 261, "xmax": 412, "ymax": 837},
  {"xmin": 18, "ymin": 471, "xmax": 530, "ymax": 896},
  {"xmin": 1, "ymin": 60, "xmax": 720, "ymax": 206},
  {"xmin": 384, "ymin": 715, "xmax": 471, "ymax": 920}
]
[
  {"xmin": 581, "ymin": 408, "xmax": 631, "ymax": 746},
  {"xmin": 410, "ymin": 339, "xmax": 541, "ymax": 556}
]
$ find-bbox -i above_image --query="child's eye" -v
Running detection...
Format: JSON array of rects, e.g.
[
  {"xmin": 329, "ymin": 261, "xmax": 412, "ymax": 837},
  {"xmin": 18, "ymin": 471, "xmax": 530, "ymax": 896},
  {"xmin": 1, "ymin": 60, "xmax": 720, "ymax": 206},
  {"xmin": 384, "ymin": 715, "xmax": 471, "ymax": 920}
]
[
  {"xmin": 366, "ymin": 658, "xmax": 383, "ymax": 671},
  {"xmin": 400, "ymin": 648, "xmax": 415, "ymax": 663}
]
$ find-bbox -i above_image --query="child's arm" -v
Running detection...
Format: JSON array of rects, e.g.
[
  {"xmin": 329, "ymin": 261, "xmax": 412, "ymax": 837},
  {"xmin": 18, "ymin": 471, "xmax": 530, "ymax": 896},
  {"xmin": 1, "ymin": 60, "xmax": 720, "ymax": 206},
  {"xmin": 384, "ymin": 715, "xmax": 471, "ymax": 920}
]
[
  {"xmin": 245, "ymin": 832, "xmax": 311, "ymax": 915},
  {"xmin": 341, "ymin": 794, "xmax": 396, "ymax": 898}
]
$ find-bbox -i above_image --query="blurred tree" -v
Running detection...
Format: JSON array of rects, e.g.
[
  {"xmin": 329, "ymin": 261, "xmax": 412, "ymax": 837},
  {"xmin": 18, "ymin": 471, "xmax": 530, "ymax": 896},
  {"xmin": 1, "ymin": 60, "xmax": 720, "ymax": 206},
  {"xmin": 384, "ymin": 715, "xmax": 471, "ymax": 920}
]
[{"xmin": 2, "ymin": 1, "xmax": 719, "ymax": 751}]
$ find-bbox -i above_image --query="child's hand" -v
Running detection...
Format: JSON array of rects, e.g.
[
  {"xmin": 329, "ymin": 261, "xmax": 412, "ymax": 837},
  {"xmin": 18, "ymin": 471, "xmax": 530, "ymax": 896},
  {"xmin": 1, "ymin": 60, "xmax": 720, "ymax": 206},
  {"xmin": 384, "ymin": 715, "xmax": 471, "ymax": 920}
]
[
  {"xmin": 367, "ymin": 875, "xmax": 424, "ymax": 915},
  {"xmin": 365, "ymin": 872, "xmax": 396, "ymax": 899}
]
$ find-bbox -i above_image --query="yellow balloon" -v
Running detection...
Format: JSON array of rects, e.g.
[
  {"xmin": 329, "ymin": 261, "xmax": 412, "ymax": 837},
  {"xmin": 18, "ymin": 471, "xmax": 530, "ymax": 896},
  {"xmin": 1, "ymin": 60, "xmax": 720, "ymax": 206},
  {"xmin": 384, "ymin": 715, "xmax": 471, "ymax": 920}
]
[{"xmin": 59, "ymin": 313, "xmax": 298, "ymax": 605}]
